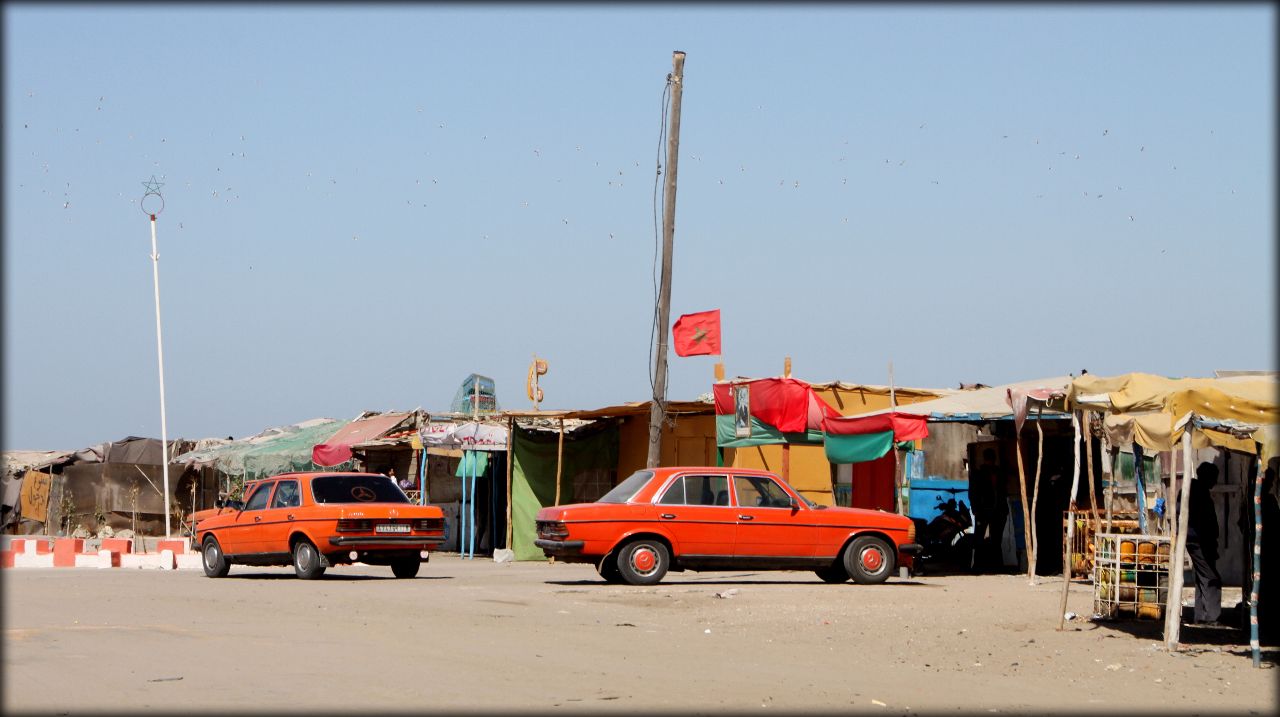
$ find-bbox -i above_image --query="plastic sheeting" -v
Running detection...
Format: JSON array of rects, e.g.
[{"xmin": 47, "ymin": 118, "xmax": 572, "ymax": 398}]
[
  {"xmin": 510, "ymin": 424, "xmax": 619, "ymax": 561},
  {"xmin": 171, "ymin": 418, "xmax": 348, "ymax": 479}
]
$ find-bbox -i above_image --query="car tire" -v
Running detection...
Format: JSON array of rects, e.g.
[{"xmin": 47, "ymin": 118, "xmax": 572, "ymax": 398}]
[
  {"xmin": 814, "ymin": 564, "xmax": 849, "ymax": 583},
  {"xmin": 616, "ymin": 539, "xmax": 669, "ymax": 586},
  {"xmin": 391, "ymin": 557, "xmax": 420, "ymax": 579},
  {"xmin": 201, "ymin": 536, "xmax": 230, "ymax": 578},
  {"xmin": 292, "ymin": 539, "xmax": 327, "ymax": 580},
  {"xmin": 597, "ymin": 556, "xmax": 625, "ymax": 584},
  {"xmin": 844, "ymin": 535, "xmax": 895, "ymax": 585}
]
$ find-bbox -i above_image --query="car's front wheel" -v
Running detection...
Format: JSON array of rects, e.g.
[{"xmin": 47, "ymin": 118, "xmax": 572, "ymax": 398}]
[
  {"xmin": 391, "ymin": 557, "xmax": 420, "ymax": 579},
  {"xmin": 843, "ymin": 535, "xmax": 895, "ymax": 585},
  {"xmin": 616, "ymin": 538, "xmax": 669, "ymax": 586},
  {"xmin": 201, "ymin": 536, "xmax": 230, "ymax": 578},
  {"xmin": 292, "ymin": 539, "xmax": 326, "ymax": 580}
]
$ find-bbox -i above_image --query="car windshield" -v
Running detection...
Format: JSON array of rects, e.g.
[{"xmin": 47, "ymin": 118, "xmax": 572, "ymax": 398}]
[
  {"xmin": 597, "ymin": 470, "xmax": 654, "ymax": 504},
  {"xmin": 311, "ymin": 474, "xmax": 410, "ymax": 504}
]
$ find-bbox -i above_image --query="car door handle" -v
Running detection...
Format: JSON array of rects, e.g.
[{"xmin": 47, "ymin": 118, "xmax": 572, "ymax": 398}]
[
  {"xmin": 659, "ymin": 513, "xmax": 676, "ymax": 520},
  {"xmin": 286, "ymin": 514, "xmax": 295, "ymax": 521},
  {"xmin": 738, "ymin": 515, "xmax": 754, "ymax": 520},
  {"xmin": 253, "ymin": 516, "xmax": 261, "ymax": 522}
]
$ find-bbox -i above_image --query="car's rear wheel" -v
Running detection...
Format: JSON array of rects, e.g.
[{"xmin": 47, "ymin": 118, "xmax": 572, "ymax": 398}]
[
  {"xmin": 844, "ymin": 535, "xmax": 895, "ymax": 585},
  {"xmin": 597, "ymin": 556, "xmax": 625, "ymax": 584},
  {"xmin": 391, "ymin": 556, "xmax": 420, "ymax": 579},
  {"xmin": 616, "ymin": 539, "xmax": 669, "ymax": 586},
  {"xmin": 815, "ymin": 564, "xmax": 849, "ymax": 583},
  {"xmin": 201, "ymin": 536, "xmax": 230, "ymax": 578},
  {"xmin": 292, "ymin": 539, "xmax": 326, "ymax": 580}
]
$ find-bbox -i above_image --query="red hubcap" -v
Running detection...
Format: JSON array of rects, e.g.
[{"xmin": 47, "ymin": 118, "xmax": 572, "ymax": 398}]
[
  {"xmin": 633, "ymin": 547, "xmax": 657, "ymax": 573},
  {"xmin": 861, "ymin": 548, "xmax": 883, "ymax": 571}
]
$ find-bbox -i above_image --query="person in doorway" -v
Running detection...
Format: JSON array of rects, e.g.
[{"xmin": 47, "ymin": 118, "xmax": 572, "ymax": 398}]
[
  {"xmin": 970, "ymin": 449, "xmax": 1004, "ymax": 570},
  {"xmin": 1186, "ymin": 462, "xmax": 1223, "ymax": 626}
]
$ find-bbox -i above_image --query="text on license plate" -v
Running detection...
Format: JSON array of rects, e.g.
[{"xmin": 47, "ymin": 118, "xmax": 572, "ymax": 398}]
[{"xmin": 375, "ymin": 524, "xmax": 410, "ymax": 534}]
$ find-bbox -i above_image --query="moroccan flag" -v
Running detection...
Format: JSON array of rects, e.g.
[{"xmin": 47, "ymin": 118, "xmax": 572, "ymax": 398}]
[{"xmin": 672, "ymin": 309, "xmax": 721, "ymax": 356}]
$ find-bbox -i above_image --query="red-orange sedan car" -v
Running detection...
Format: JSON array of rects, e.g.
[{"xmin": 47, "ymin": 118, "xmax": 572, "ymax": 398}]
[
  {"xmin": 535, "ymin": 467, "xmax": 920, "ymax": 585},
  {"xmin": 193, "ymin": 472, "xmax": 444, "ymax": 579}
]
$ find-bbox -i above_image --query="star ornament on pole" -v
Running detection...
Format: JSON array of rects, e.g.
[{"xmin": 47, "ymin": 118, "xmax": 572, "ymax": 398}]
[{"xmin": 140, "ymin": 175, "xmax": 165, "ymax": 218}]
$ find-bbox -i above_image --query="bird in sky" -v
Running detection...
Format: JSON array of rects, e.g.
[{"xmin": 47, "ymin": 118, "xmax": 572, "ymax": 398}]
[
  {"xmin": 1103, "ymin": 129, "xmax": 1109, "ymax": 136},
  {"xmin": 1128, "ymin": 215, "xmax": 1135, "ymax": 221}
]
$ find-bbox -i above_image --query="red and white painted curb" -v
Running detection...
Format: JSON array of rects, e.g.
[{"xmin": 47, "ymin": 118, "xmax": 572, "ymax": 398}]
[{"xmin": 1, "ymin": 537, "xmax": 201, "ymax": 571}]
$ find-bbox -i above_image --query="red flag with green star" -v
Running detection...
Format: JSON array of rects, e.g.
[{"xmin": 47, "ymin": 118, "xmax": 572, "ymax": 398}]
[{"xmin": 672, "ymin": 309, "xmax": 721, "ymax": 356}]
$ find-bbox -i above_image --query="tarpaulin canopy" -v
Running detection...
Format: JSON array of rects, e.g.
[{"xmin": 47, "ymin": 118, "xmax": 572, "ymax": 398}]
[
  {"xmin": 421, "ymin": 421, "xmax": 509, "ymax": 451},
  {"xmin": 844, "ymin": 376, "xmax": 1074, "ymax": 423},
  {"xmin": 712, "ymin": 377, "xmax": 840, "ymax": 448},
  {"xmin": 312, "ymin": 413, "xmax": 411, "ymax": 467},
  {"xmin": 1064, "ymin": 373, "xmax": 1279, "ymax": 457},
  {"xmin": 171, "ymin": 418, "xmax": 348, "ymax": 479},
  {"xmin": 822, "ymin": 412, "xmax": 930, "ymax": 464}
]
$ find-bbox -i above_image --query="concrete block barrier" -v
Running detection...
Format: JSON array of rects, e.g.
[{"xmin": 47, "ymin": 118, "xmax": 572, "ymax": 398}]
[
  {"xmin": 14, "ymin": 552, "xmax": 55, "ymax": 568},
  {"xmin": 100, "ymin": 538, "xmax": 134, "ymax": 554},
  {"xmin": 175, "ymin": 553, "xmax": 203, "ymax": 570},
  {"xmin": 53, "ymin": 539, "xmax": 86, "ymax": 567}
]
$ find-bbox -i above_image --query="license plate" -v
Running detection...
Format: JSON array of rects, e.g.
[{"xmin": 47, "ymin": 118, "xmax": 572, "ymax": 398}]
[{"xmin": 375, "ymin": 524, "xmax": 410, "ymax": 534}]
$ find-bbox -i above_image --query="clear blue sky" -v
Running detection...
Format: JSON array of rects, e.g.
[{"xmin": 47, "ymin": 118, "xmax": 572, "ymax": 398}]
[{"xmin": 3, "ymin": 4, "xmax": 1274, "ymax": 450}]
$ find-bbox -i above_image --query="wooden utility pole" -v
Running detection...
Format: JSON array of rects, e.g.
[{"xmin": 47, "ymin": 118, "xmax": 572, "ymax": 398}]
[{"xmin": 647, "ymin": 50, "xmax": 686, "ymax": 469}]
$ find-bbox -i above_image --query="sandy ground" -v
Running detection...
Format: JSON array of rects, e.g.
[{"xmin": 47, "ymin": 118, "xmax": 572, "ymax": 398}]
[{"xmin": 2, "ymin": 556, "xmax": 1276, "ymax": 714}]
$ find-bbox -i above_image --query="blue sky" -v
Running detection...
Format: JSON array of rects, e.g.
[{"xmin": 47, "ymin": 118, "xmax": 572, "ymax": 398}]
[{"xmin": 3, "ymin": 4, "xmax": 1274, "ymax": 450}]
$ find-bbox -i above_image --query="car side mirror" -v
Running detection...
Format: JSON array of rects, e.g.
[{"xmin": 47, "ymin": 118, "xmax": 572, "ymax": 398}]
[
  {"xmin": 789, "ymin": 498, "xmax": 799, "ymax": 511},
  {"xmin": 214, "ymin": 497, "xmax": 224, "ymax": 508}
]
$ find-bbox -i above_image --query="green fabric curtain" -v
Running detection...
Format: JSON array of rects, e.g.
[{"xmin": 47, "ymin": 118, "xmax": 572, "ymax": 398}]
[
  {"xmin": 455, "ymin": 450, "xmax": 489, "ymax": 477},
  {"xmin": 511, "ymin": 424, "xmax": 619, "ymax": 561},
  {"xmin": 715, "ymin": 414, "xmax": 825, "ymax": 448},
  {"xmin": 824, "ymin": 431, "xmax": 894, "ymax": 464}
]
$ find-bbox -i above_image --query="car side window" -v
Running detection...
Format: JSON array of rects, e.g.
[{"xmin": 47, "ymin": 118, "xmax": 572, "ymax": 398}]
[
  {"xmin": 270, "ymin": 480, "xmax": 300, "ymax": 509},
  {"xmin": 243, "ymin": 482, "xmax": 272, "ymax": 511},
  {"xmin": 733, "ymin": 476, "xmax": 792, "ymax": 508},
  {"xmin": 694, "ymin": 475, "xmax": 730, "ymax": 506},
  {"xmin": 657, "ymin": 477, "xmax": 686, "ymax": 504},
  {"xmin": 657, "ymin": 475, "xmax": 729, "ymax": 505}
]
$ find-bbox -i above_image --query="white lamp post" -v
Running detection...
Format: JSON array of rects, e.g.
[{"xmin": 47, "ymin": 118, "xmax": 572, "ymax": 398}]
[{"xmin": 141, "ymin": 176, "xmax": 171, "ymax": 538}]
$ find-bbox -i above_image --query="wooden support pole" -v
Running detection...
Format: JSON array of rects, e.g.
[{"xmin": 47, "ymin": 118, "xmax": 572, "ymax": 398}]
[
  {"xmin": 555, "ymin": 417, "xmax": 565, "ymax": 506},
  {"xmin": 1014, "ymin": 424, "xmax": 1034, "ymax": 582},
  {"xmin": 782, "ymin": 443, "xmax": 791, "ymax": 485},
  {"xmin": 1029, "ymin": 406, "xmax": 1044, "ymax": 580},
  {"xmin": 505, "ymin": 416, "xmax": 514, "ymax": 550},
  {"xmin": 646, "ymin": 50, "xmax": 686, "ymax": 469},
  {"xmin": 1058, "ymin": 411, "xmax": 1082, "ymax": 630},
  {"xmin": 1084, "ymin": 413, "xmax": 1100, "ymax": 539},
  {"xmin": 1165, "ymin": 426, "xmax": 1195, "ymax": 650}
]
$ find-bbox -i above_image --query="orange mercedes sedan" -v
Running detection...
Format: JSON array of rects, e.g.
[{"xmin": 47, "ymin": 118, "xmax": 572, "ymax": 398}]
[
  {"xmin": 193, "ymin": 472, "xmax": 444, "ymax": 579},
  {"xmin": 535, "ymin": 467, "xmax": 921, "ymax": 586}
]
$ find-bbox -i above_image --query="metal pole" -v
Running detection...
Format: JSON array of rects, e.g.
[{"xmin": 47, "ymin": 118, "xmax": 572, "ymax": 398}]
[
  {"xmin": 460, "ymin": 450, "xmax": 468, "ymax": 557},
  {"xmin": 506, "ymin": 417, "xmax": 514, "ymax": 549},
  {"xmin": 149, "ymin": 213, "xmax": 172, "ymax": 539},
  {"xmin": 1058, "ymin": 411, "xmax": 1082, "ymax": 630},
  {"xmin": 1165, "ymin": 426, "xmax": 1195, "ymax": 650},
  {"xmin": 1250, "ymin": 452, "xmax": 1263, "ymax": 668},
  {"xmin": 418, "ymin": 448, "xmax": 426, "ymax": 505},
  {"xmin": 646, "ymin": 50, "xmax": 686, "ymax": 469}
]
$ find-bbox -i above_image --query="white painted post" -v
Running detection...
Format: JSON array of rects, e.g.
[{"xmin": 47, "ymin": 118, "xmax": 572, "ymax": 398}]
[{"xmin": 148, "ymin": 211, "xmax": 172, "ymax": 539}]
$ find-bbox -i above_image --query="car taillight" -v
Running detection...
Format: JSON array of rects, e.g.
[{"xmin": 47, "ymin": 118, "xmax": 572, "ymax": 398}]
[
  {"xmin": 414, "ymin": 518, "xmax": 444, "ymax": 532},
  {"xmin": 537, "ymin": 520, "xmax": 569, "ymax": 539},
  {"xmin": 336, "ymin": 519, "xmax": 372, "ymax": 532}
]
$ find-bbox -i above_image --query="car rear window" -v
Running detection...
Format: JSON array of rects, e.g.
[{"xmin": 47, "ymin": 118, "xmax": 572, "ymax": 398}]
[
  {"xmin": 597, "ymin": 470, "xmax": 654, "ymax": 503},
  {"xmin": 311, "ymin": 474, "xmax": 410, "ymax": 504}
]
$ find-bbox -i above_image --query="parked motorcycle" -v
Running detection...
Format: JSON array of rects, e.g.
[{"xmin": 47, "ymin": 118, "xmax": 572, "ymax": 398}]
[{"xmin": 910, "ymin": 498, "xmax": 975, "ymax": 574}]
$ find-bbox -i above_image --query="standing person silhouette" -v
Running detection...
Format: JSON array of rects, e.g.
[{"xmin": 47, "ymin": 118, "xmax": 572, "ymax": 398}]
[{"xmin": 1186, "ymin": 462, "xmax": 1223, "ymax": 625}]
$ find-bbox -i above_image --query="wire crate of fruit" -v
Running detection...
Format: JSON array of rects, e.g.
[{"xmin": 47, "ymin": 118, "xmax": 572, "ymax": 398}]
[{"xmin": 1092, "ymin": 533, "xmax": 1171, "ymax": 621}]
